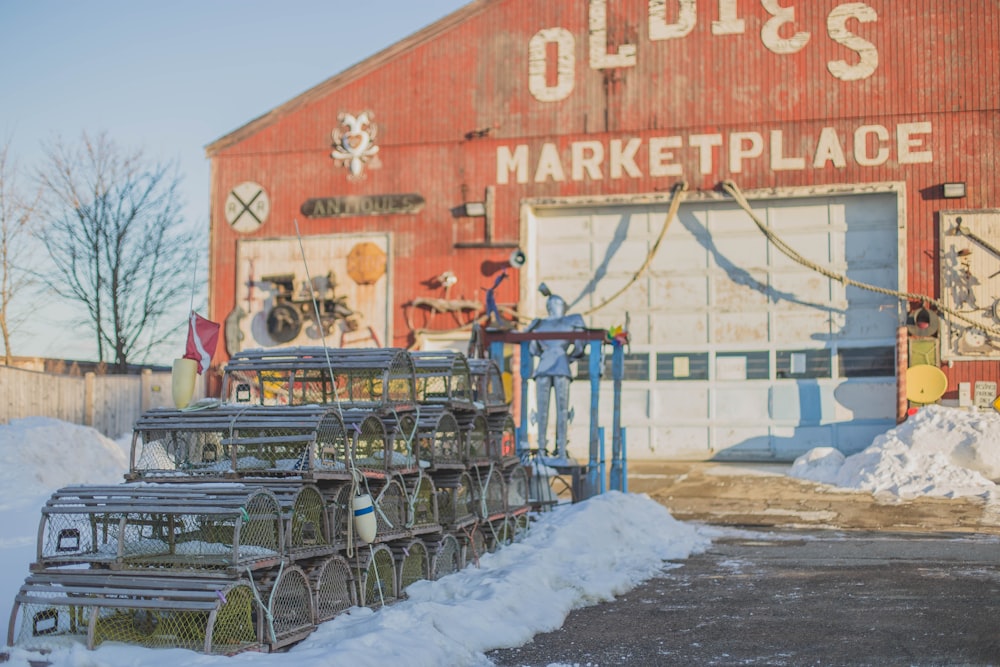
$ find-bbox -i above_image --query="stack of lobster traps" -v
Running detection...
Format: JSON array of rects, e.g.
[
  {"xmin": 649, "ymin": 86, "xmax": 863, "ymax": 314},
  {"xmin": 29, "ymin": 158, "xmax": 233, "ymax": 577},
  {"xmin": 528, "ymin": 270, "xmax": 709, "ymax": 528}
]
[{"xmin": 8, "ymin": 347, "xmax": 532, "ymax": 656}]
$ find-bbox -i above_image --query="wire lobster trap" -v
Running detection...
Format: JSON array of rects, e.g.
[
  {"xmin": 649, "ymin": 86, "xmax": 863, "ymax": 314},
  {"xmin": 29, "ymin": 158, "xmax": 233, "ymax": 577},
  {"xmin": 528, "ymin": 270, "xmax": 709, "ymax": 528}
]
[
  {"xmin": 352, "ymin": 544, "xmax": 397, "ymax": 609},
  {"xmin": 427, "ymin": 533, "xmax": 461, "ymax": 580},
  {"xmin": 410, "ymin": 350, "xmax": 476, "ymax": 412},
  {"xmin": 483, "ymin": 516, "xmax": 513, "ymax": 553},
  {"xmin": 458, "ymin": 524, "xmax": 486, "ymax": 569},
  {"xmin": 327, "ymin": 477, "xmax": 409, "ymax": 546},
  {"xmin": 129, "ymin": 405, "xmax": 351, "ymax": 481},
  {"xmin": 8, "ymin": 572, "xmax": 259, "ymax": 655},
  {"xmin": 401, "ymin": 472, "xmax": 439, "ymax": 535},
  {"xmin": 258, "ymin": 482, "xmax": 333, "ymax": 561},
  {"xmin": 466, "ymin": 358, "xmax": 509, "ymax": 415},
  {"xmin": 470, "ymin": 465, "xmax": 507, "ymax": 522},
  {"xmin": 391, "ymin": 538, "xmax": 429, "ymax": 596},
  {"xmin": 486, "ymin": 413, "xmax": 520, "ymax": 467},
  {"xmin": 36, "ymin": 484, "xmax": 283, "ymax": 572},
  {"xmin": 502, "ymin": 465, "xmax": 531, "ymax": 515},
  {"xmin": 252, "ymin": 565, "xmax": 315, "ymax": 650},
  {"xmin": 406, "ymin": 405, "xmax": 467, "ymax": 473},
  {"xmin": 435, "ymin": 471, "xmax": 477, "ymax": 529},
  {"xmin": 457, "ymin": 411, "xmax": 492, "ymax": 468},
  {"xmin": 221, "ymin": 347, "xmax": 417, "ymax": 414},
  {"xmin": 380, "ymin": 410, "xmax": 422, "ymax": 476},
  {"xmin": 510, "ymin": 512, "xmax": 530, "ymax": 541},
  {"xmin": 342, "ymin": 410, "xmax": 394, "ymax": 477},
  {"xmin": 308, "ymin": 555, "xmax": 355, "ymax": 623}
]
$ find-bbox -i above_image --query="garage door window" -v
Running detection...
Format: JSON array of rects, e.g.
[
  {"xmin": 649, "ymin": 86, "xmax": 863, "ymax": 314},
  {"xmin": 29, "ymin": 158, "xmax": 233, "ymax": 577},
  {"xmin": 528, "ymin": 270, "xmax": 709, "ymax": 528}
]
[
  {"xmin": 776, "ymin": 349, "xmax": 831, "ymax": 379},
  {"xmin": 656, "ymin": 353, "xmax": 709, "ymax": 380},
  {"xmin": 838, "ymin": 346, "xmax": 895, "ymax": 377},
  {"xmin": 577, "ymin": 352, "xmax": 650, "ymax": 381},
  {"xmin": 716, "ymin": 351, "xmax": 770, "ymax": 380}
]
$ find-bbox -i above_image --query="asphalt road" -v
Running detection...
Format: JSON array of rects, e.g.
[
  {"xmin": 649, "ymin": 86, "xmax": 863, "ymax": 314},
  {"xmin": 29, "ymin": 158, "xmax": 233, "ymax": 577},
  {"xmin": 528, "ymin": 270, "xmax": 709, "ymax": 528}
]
[{"xmin": 488, "ymin": 529, "xmax": 1000, "ymax": 666}]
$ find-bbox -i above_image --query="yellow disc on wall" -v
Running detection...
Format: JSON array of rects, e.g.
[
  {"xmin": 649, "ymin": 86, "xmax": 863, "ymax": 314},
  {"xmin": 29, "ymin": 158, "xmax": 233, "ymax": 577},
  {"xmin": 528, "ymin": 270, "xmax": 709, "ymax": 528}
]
[{"xmin": 905, "ymin": 364, "xmax": 948, "ymax": 404}]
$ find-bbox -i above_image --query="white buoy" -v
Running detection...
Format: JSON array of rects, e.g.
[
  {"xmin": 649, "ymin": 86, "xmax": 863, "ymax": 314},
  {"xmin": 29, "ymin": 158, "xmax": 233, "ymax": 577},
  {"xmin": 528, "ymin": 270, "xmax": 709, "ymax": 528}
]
[
  {"xmin": 352, "ymin": 493, "xmax": 377, "ymax": 543},
  {"xmin": 171, "ymin": 358, "xmax": 198, "ymax": 409}
]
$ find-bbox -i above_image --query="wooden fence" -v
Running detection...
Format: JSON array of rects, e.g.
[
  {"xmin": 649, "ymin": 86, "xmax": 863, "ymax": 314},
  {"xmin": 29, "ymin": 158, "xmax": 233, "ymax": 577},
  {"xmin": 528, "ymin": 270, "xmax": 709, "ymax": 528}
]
[{"xmin": 0, "ymin": 365, "xmax": 203, "ymax": 439}]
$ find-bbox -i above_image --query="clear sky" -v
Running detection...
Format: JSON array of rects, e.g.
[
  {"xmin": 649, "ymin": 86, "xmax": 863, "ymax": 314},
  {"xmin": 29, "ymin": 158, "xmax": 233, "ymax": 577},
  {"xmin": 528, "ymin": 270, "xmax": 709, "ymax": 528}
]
[{"xmin": 0, "ymin": 0, "xmax": 469, "ymax": 363}]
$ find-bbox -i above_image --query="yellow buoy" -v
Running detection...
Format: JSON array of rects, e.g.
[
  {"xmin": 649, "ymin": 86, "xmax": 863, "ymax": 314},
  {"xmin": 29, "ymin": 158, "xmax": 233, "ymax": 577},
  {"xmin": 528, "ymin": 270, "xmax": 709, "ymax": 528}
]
[
  {"xmin": 172, "ymin": 357, "xmax": 198, "ymax": 409},
  {"xmin": 905, "ymin": 364, "xmax": 948, "ymax": 405}
]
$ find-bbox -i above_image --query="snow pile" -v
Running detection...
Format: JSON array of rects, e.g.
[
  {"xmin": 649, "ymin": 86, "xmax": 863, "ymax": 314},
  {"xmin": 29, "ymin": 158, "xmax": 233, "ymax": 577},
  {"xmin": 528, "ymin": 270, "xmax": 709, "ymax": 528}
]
[
  {"xmin": 790, "ymin": 405, "xmax": 1000, "ymax": 499},
  {"xmin": 0, "ymin": 417, "xmax": 128, "ymax": 507}
]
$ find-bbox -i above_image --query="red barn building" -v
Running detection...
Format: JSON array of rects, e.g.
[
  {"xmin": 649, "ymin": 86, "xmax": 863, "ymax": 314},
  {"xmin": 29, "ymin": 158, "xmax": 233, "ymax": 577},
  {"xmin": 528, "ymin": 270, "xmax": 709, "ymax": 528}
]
[{"xmin": 206, "ymin": 0, "xmax": 999, "ymax": 462}]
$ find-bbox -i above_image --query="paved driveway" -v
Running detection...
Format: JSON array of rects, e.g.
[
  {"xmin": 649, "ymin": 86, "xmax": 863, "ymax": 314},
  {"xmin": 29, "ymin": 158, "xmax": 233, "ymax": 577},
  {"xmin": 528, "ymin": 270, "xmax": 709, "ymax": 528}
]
[
  {"xmin": 490, "ymin": 462, "xmax": 1000, "ymax": 666},
  {"xmin": 488, "ymin": 529, "xmax": 1000, "ymax": 666}
]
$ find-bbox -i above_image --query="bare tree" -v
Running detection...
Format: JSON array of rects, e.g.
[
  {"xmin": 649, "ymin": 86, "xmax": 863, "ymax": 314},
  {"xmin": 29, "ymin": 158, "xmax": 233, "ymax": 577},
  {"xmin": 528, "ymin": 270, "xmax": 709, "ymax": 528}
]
[
  {"xmin": 0, "ymin": 139, "xmax": 38, "ymax": 365},
  {"xmin": 35, "ymin": 131, "xmax": 199, "ymax": 372}
]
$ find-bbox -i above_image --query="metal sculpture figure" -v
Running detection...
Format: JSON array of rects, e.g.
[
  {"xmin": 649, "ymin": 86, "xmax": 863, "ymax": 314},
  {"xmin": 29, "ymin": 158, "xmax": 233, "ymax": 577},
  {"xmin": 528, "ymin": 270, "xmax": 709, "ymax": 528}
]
[{"xmin": 528, "ymin": 284, "xmax": 587, "ymax": 460}]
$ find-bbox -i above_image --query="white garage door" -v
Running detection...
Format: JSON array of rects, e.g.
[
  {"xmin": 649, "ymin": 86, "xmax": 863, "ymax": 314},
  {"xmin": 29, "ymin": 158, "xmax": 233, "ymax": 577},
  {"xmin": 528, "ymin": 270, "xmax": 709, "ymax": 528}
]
[{"xmin": 524, "ymin": 187, "xmax": 903, "ymax": 461}]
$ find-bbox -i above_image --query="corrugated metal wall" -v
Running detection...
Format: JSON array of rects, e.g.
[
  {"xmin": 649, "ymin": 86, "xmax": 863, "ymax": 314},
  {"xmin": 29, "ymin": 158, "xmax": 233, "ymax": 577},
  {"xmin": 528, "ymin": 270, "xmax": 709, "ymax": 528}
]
[{"xmin": 207, "ymin": 0, "xmax": 1000, "ymax": 400}]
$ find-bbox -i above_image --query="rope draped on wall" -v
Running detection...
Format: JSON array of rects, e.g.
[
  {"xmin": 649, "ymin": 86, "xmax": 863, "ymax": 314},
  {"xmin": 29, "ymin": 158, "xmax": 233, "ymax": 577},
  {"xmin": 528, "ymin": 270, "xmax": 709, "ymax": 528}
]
[{"xmin": 720, "ymin": 180, "xmax": 997, "ymax": 337}]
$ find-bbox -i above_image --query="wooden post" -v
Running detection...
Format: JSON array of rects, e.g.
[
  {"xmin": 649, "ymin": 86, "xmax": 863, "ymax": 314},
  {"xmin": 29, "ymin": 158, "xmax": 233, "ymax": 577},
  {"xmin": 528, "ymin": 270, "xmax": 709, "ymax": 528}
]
[
  {"xmin": 84, "ymin": 372, "xmax": 95, "ymax": 427},
  {"xmin": 896, "ymin": 326, "xmax": 908, "ymax": 423},
  {"xmin": 140, "ymin": 369, "xmax": 152, "ymax": 413}
]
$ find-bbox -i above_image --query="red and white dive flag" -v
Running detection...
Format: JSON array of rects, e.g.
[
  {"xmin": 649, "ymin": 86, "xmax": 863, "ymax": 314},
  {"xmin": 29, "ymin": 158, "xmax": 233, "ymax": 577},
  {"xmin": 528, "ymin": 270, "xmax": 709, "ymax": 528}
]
[{"xmin": 183, "ymin": 311, "xmax": 220, "ymax": 374}]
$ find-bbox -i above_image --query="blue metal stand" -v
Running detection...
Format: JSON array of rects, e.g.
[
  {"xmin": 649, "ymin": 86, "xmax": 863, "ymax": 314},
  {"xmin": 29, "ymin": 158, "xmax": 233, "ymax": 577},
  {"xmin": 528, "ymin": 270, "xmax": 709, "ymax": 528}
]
[
  {"xmin": 585, "ymin": 342, "xmax": 602, "ymax": 499},
  {"xmin": 481, "ymin": 327, "xmax": 619, "ymax": 503},
  {"xmin": 609, "ymin": 343, "xmax": 625, "ymax": 492}
]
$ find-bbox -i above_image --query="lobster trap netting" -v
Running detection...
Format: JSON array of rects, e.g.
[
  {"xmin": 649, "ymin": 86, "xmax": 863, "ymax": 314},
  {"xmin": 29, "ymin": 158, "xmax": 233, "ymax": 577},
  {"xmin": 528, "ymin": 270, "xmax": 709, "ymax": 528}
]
[
  {"xmin": 355, "ymin": 544, "xmax": 397, "ymax": 609},
  {"xmin": 471, "ymin": 466, "xmax": 507, "ymax": 520},
  {"xmin": 37, "ymin": 485, "xmax": 283, "ymax": 571},
  {"xmin": 393, "ymin": 539, "xmax": 429, "ymax": 595},
  {"xmin": 325, "ymin": 483, "xmax": 353, "ymax": 544},
  {"xmin": 467, "ymin": 358, "xmax": 508, "ymax": 413},
  {"xmin": 429, "ymin": 533, "xmax": 461, "ymax": 580},
  {"xmin": 484, "ymin": 517, "xmax": 512, "ymax": 552},
  {"xmin": 230, "ymin": 424, "xmax": 318, "ymax": 475},
  {"xmin": 310, "ymin": 555, "xmax": 355, "ymax": 623},
  {"xmin": 327, "ymin": 478, "xmax": 408, "ymax": 545},
  {"xmin": 410, "ymin": 407, "xmax": 465, "ymax": 469},
  {"xmin": 345, "ymin": 412, "xmax": 391, "ymax": 475},
  {"xmin": 10, "ymin": 574, "xmax": 258, "ymax": 655},
  {"xmin": 411, "ymin": 350, "xmax": 475, "ymax": 409},
  {"xmin": 460, "ymin": 412, "xmax": 491, "ymax": 465},
  {"xmin": 222, "ymin": 348, "xmax": 413, "ymax": 406},
  {"xmin": 256, "ymin": 565, "xmax": 314, "ymax": 649},
  {"xmin": 384, "ymin": 412, "xmax": 419, "ymax": 472},
  {"xmin": 373, "ymin": 478, "xmax": 409, "ymax": 542},
  {"xmin": 264, "ymin": 483, "xmax": 331, "ymax": 558},
  {"xmin": 487, "ymin": 413, "xmax": 519, "ymax": 464},
  {"xmin": 503, "ymin": 465, "xmax": 531, "ymax": 513},
  {"xmin": 435, "ymin": 471, "xmax": 476, "ymax": 528},
  {"xmin": 130, "ymin": 406, "xmax": 347, "ymax": 478},
  {"xmin": 512, "ymin": 512, "xmax": 531, "ymax": 541},
  {"xmin": 311, "ymin": 411, "xmax": 351, "ymax": 474},
  {"xmin": 131, "ymin": 429, "xmax": 229, "ymax": 477},
  {"xmin": 405, "ymin": 473, "xmax": 439, "ymax": 532},
  {"xmin": 460, "ymin": 524, "xmax": 486, "ymax": 568}
]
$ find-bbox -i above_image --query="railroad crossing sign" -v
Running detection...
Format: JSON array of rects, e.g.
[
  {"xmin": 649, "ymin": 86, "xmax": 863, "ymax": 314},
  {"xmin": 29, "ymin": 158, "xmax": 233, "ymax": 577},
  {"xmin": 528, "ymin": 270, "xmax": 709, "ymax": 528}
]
[{"xmin": 225, "ymin": 181, "xmax": 270, "ymax": 233}]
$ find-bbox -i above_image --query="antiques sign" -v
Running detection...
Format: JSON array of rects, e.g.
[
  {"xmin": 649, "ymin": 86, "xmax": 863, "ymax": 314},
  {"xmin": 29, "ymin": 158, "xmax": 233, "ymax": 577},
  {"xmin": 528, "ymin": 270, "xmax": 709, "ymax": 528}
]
[{"xmin": 301, "ymin": 194, "xmax": 424, "ymax": 218}]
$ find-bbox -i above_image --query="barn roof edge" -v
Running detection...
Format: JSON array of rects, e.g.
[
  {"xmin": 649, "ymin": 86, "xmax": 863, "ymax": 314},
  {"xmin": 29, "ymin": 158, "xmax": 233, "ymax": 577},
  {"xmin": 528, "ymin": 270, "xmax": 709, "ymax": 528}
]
[{"xmin": 204, "ymin": 0, "xmax": 493, "ymax": 157}]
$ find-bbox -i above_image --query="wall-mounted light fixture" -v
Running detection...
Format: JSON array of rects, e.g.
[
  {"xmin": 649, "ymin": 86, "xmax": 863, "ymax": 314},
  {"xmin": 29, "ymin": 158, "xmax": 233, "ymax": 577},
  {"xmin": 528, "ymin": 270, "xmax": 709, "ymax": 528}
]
[
  {"xmin": 942, "ymin": 182, "xmax": 967, "ymax": 199},
  {"xmin": 463, "ymin": 201, "xmax": 486, "ymax": 216}
]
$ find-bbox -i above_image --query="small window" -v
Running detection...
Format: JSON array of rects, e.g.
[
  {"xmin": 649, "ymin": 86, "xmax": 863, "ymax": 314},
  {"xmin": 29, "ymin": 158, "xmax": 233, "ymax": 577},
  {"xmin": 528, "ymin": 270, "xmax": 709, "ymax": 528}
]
[
  {"xmin": 716, "ymin": 351, "xmax": 770, "ymax": 380},
  {"xmin": 776, "ymin": 349, "xmax": 831, "ymax": 379},
  {"xmin": 577, "ymin": 352, "xmax": 650, "ymax": 381},
  {"xmin": 839, "ymin": 346, "xmax": 895, "ymax": 378},
  {"xmin": 656, "ymin": 353, "xmax": 709, "ymax": 380}
]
